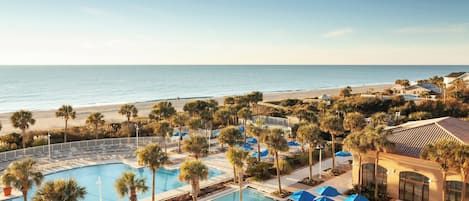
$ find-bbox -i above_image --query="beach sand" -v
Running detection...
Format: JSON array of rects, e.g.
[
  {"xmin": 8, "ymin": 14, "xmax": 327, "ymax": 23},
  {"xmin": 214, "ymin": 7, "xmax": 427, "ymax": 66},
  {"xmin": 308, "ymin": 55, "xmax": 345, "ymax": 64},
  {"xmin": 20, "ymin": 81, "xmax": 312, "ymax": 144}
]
[{"xmin": 0, "ymin": 84, "xmax": 392, "ymax": 134}]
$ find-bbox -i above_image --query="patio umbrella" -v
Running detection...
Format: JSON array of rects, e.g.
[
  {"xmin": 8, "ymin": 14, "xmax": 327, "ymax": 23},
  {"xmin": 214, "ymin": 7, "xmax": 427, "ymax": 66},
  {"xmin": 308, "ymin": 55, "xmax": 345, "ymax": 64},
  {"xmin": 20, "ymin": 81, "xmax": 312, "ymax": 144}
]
[
  {"xmin": 173, "ymin": 132, "xmax": 187, "ymax": 137},
  {"xmin": 239, "ymin": 126, "xmax": 245, "ymax": 133},
  {"xmin": 247, "ymin": 137, "xmax": 258, "ymax": 144},
  {"xmin": 252, "ymin": 149, "xmax": 269, "ymax": 158},
  {"xmin": 316, "ymin": 186, "xmax": 340, "ymax": 197},
  {"xmin": 344, "ymin": 194, "xmax": 369, "ymax": 201},
  {"xmin": 313, "ymin": 196, "xmax": 334, "ymax": 201},
  {"xmin": 243, "ymin": 143, "xmax": 254, "ymax": 151},
  {"xmin": 335, "ymin": 151, "xmax": 352, "ymax": 157},
  {"xmin": 289, "ymin": 190, "xmax": 316, "ymax": 201},
  {"xmin": 288, "ymin": 141, "xmax": 301, "ymax": 146},
  {"xmin": 213, "ymin": 130, "xmax": 220, "ymax": 138}
]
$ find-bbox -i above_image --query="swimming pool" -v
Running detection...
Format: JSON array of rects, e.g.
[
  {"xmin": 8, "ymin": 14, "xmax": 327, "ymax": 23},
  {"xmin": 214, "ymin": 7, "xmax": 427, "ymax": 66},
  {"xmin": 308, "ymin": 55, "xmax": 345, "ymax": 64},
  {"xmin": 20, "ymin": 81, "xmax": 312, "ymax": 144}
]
[
  {"xmin": 212, "ymin": 188, "xmax": 275, "ymax": 201},
  {"xmin": 10, "ymin": 163, "xmax": 223, "ymax": 201}
]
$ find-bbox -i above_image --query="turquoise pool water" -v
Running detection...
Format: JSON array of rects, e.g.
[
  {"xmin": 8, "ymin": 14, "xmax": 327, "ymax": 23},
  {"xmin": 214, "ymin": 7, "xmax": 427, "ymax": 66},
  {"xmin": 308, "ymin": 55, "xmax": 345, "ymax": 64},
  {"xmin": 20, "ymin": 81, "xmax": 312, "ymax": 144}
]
[
  {"xmin": 10, "ymin": 163, "xmax": 222, "ymax": 201},
  {"xmin": 213, "ymin": 188, "xmax": 275, "ymax": 201}
]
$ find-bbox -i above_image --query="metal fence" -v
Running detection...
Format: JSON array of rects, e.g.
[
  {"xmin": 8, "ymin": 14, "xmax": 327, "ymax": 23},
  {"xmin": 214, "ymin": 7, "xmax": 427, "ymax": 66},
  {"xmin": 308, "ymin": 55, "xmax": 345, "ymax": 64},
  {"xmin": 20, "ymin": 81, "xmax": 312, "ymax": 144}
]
[
  {"xmin": 252, "ymin": 115, "xmax": 290, "ymax": 127},
  {"xmin": 0, "ymin": 136, "xmax": 168, "ymax": 163}
]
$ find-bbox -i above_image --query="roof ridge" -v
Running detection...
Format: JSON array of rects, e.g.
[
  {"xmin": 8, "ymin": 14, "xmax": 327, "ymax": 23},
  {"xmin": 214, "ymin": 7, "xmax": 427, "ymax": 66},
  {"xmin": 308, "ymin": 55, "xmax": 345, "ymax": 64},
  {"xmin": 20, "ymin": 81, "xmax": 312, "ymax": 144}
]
[{"xmin": 394, "ymin": 117, "xmax": 449, "ymax": 131}]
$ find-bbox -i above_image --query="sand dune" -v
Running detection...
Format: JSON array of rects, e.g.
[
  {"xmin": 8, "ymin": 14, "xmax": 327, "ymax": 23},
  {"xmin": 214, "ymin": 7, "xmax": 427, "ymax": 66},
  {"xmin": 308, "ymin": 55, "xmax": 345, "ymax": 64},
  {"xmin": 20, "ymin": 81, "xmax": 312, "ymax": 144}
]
[{"xmin": 0, "ymin": 84, "xmax": 392, "ymax": 134}]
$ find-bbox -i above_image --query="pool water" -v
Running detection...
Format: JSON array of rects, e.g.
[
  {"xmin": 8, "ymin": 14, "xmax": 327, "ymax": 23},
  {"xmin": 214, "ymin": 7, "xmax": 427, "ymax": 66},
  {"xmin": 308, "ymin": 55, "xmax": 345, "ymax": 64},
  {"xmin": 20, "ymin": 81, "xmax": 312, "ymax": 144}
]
[
  {"xmin": 212, "ymin": 188, "xmax": 274, "ymax": 201},
  {"xmin": 10, "ymin": 163, "xmax": 222, "ymax": 201}
]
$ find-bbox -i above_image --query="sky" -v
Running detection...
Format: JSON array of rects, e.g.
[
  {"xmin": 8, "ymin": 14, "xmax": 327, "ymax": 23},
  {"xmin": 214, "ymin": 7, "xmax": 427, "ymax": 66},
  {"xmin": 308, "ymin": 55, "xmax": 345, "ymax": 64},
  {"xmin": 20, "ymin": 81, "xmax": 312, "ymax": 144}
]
[{"xmin": 0, "ymin": 0, "xmax": 469, "ymax": 65}]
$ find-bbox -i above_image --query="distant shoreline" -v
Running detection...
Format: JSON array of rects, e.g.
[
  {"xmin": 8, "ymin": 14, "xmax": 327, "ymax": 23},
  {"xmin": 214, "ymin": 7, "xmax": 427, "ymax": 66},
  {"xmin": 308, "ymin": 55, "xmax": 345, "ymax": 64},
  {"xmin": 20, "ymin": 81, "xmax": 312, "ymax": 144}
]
[{"xmin": 0, "ymin": 83, "xmax": 392, "ymax": 134}]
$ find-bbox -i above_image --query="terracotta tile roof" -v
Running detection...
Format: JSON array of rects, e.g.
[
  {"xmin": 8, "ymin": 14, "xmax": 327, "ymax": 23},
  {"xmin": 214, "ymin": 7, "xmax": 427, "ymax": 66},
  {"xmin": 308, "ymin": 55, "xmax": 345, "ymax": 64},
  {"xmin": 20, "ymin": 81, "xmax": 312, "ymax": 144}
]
[
  {"xmin": 445, "ymin": 72, "xmax": 467, "ymax": 78},
  {"xmin": 387, "ymin": 117, "xmax": 469, "ymax": 158}
]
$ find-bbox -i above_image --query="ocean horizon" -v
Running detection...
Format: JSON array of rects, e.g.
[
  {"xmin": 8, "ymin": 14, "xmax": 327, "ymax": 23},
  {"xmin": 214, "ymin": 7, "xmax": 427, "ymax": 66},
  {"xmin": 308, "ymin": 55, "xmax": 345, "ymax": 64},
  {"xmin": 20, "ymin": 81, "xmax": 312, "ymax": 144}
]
[{"xmin": 1, "ymin": 65, "xmax": 468, "ymax": 113}]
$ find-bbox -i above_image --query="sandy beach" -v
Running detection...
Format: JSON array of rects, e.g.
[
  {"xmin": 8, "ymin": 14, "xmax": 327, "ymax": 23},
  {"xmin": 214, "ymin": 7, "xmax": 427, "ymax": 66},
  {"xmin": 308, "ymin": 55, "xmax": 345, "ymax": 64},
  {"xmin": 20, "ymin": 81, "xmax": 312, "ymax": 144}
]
[{"xmin": 0, "ymin": 84, "xmax": 392, "ymax": 134}]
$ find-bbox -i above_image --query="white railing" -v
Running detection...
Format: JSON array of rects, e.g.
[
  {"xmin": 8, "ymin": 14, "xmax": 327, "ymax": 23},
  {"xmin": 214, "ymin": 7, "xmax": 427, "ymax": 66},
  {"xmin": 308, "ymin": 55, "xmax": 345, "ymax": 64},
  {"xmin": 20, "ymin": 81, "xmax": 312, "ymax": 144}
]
[{"xmin": 0, "ymin": 136, "xmax": 170, "ymax": 163}]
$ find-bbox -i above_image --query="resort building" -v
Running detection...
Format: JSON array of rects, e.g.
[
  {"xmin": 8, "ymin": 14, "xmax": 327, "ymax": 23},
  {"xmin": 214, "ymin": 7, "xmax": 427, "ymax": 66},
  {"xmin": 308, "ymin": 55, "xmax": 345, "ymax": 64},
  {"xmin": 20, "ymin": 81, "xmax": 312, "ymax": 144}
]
[
  {"xmin": 392, "ymin": 83, "xmax": 441, "ymax": 97},
  {"xmin": 444, "ymin": 72, "xmax": 469, "ymax": 87},
  {"xmin": 351, "ymin": 117, "xmax": 469, "ymax": 201}
]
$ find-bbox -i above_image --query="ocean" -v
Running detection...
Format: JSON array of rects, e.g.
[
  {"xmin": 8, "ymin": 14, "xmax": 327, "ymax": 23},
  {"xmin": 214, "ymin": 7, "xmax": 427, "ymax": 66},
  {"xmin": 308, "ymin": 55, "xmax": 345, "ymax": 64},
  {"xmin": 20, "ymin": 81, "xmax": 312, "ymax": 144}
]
[{"xmin": 0, "ymin": 65, "xmax": 468, "ymax": 113}]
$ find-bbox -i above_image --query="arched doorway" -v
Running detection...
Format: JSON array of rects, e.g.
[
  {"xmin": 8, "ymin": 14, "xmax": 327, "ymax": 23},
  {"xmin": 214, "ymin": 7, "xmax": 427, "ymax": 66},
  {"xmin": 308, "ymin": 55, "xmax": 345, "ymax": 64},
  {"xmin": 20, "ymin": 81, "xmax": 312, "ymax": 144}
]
[
  {"xmin": 361, "ymin": 163, "xmax": 387, "ymax": 193},
  {"xmin": 399, "ymin": 171, "xmax": 429, "ymax": 201},
  {"xmin": 446, "ymin": 181, "xmax": 469, "ymax": 201}
]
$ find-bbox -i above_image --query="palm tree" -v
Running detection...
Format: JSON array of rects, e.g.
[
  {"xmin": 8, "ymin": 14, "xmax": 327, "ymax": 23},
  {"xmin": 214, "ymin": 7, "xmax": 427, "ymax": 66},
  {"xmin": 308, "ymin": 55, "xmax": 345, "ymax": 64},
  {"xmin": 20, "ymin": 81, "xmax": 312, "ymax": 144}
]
[
  {"xmin": 136, "ymin": 144, "xmax": 168, "ymax": 201},
  {"xmin": 183, "ymin": 135, "xmax": 209, "ymax": 159},
  {"xmin": 296, "ymin": 124, "xmax": 321, "ymax": 180},
  {"xmin": 1, "ymin": 158, "xmax": 44, "ymax": 201},
  {"xmin": 247, "ymin": 119, "xmax": 266, "ymax": 161},
  {"xmin": 227, "ymin": 147, "xmax": 249, "ymax": 201},
  {"xmin": 115, "ymin": 171, "xmax": 148, "ymax": 201},
  {"xmin": 119, "ymin": 104, "xmax": 138, "ymax": 135},
  {"xmin": 421, "ymin": 138, "xmax": 457, "ymax": 201},
  {"xmin": 319, "ymin": 114, "xmax": 344, "ymax": 170},
  {"xmin": 219, "ymin": 126, "xmax": 243, "ymax": 181},
  {"xmin": 85, "ymin": 112, "xmax": 105, "ymax": 139},
  {"xmin": 343, "ymin": 112, "xmax": 366, "ymax": 132},
  {"xmin": 10, "ymin": 110, "xmax": 36, "ymax": 150},
  {"xmin": 171, "ymin": 112, "xmax": 189, "ymax": 153},
  {"xmin": 237, "ymin": 107, "xmax": 252, "ymax": 143},
  {"xmin": 178, "ymin": 160, "xmax": 209, "ymax": 201},
  {"xmin": 55, "ymin": 105, "xmax": 76, "ymax": 143},
  {"xmin": 214, "ymin": 108, "xmax": 231, "ymax": 126},
  {"xmin": 32, "ymin": 178, "xmax": 86, "ymax": 201},
  {"xmin": 149, "ymin": 102, "xmax": 176, "ymax": 121},
  {"xmin": 151, "ymin": 120, "xmax": 172, "ymax": 153},
  {"xmin": 370, "ymin": 112, "xmax": 388, "ymax": 127},
  {"xmin": 218, "ymin": 126, "xmax": 243, "ymax": 149},
  {"xmin": 366, "ymin": 127, "xmax": 394, "ymax": 200},
  {"xmin": 264, "ymin": 128, "xmax": 289, "ymax": 194},
  {"xmin": 452, "ymin": 144, "xmax": 469, "ymax": 201},
  {"xmin": 343, "ymin": 131, "xmax": 370, "ymax": 192},
  {"xmin": 187, "ymin": 117, "xmax": 203, "ymax": 135}
]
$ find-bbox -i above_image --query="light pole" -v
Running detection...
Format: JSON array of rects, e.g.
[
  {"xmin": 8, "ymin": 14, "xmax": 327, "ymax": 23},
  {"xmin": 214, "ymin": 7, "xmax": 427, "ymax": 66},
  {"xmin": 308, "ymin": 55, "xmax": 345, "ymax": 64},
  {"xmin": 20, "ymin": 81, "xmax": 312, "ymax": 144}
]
[
  {"xmin": 96, "ymin": 176, "xmax": 102, "ymax": 201},
  {"xmin": 135, "ymin": 123, "xmax": 140, "ymax": 149},
  {"xmin": 48, "ymin": 131, "xmax": 51, "ymax": 161},
  {"xmin": 315, "ymin": 145, "xmax": 323, "ymax": 179}
]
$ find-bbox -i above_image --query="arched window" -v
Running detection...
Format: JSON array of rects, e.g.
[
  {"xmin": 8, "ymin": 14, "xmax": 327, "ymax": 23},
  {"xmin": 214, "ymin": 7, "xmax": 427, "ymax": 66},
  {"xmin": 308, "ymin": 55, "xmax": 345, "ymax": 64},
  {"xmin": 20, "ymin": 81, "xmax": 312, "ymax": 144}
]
[
  {"xmin": 361, "ymin": 163, "xmax": 387, "ymax": 193},
  {"xmin": 399, "ymin": 172, "xmax": 429, "ymax": 201},
  {"xmin": 446, "ymin": 181, "xmax": 469, "ymax": 201}
]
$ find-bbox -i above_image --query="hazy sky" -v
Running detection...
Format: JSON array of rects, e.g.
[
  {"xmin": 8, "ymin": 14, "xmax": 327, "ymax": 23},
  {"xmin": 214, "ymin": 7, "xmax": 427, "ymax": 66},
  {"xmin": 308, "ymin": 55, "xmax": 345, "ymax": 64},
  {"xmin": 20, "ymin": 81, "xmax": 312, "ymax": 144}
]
[{"xmin": 1, "ymin": 0, "xmax": 468, "ymax": 65}]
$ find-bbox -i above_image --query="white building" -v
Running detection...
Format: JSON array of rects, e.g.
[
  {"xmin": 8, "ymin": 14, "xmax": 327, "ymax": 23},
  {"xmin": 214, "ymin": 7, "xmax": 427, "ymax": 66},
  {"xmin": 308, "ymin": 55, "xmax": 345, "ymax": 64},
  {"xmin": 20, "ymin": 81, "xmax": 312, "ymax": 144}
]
[{"xmin": 444, "ymin": 72, "xmax": 469, "ymax": 87}]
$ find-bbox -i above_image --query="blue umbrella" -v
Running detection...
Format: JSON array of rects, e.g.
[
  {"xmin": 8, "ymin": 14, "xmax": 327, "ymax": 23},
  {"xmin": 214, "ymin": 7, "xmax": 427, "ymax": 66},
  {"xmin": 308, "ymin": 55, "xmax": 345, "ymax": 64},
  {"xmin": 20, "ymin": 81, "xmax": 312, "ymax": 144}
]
[
  {"xmin": 252, "ymin": 149, "xmax": 269, "ymax": 157},
  {"xmin": 243, "ymin": 143, "xmax": 254, "ymax": 151},
  {"xmin": 316, "ymin": 186, "xmax": 340, "ymax": 197},
  {"xmin": 239, "ymin": 126, "xmax": 245, "ymax": 133},
  {"xmin": 247, "ymin": 137, "xmax": 258, "ymax": 144},
  {"xmin": 335, "ymin": 151, "xmax": 352, "ymax": 157},
  {"xmin": 313, "ymin": 196, "xmax": 334, "ymax": 201},
  {"xmin": 213, "ymin": 130, "xmax": 220, "ymax": 137},
  {"xmin": 290, "ymin": 190, "xmax": 316, "ymax": 201},
  {"xmin": 344, "ymin": 194, "xmax": 369, "ymax": 201},
  {"xmin": 288, "ymin": 141, "xmax": 301, "ymax": 146},
  {"xmin": 173, "ymin": 132, "xmax": 187, "ymax": 137}
]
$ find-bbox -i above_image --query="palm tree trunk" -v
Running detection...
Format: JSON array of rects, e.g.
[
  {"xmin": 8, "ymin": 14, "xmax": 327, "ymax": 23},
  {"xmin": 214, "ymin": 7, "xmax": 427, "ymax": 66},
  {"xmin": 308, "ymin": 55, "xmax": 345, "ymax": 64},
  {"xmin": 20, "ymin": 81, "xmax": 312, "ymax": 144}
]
[
  {"xmin": 233, "ymin": 166, "xmax": 237, "ymax": 184},
  {"xmin": 152, "ymin": 170, "xmax": 156, "ymax": 201},
  {"xmin": 239, "ymin": 170, "xmax": 243, "ymax": 201},
  {"xmin": 191, "ymin": 178, "xmax": 198, "ymax": 201},
  {"xmin": 308, "ymin": 144, "xmax": 313, "ymax": 180},
  {"xmin": 442, "ymin": 171, "xmax": 447, "ymax": 201},
  {"xmin": 178, "ymin": 127, "xmax": 183, "ymax": 153},
  {"xmin": 275, "ymin": 151, "xmax": 282, "ymax": 193},
  {"xmin": 331, "ymin": 135, "xmax": 336, "ymax": 170},
  {"xmin": 257, "ymin": 142, "xmax": 261, "ymax": 162},
  {"xmin": 374, "ymin": 151, "xmax": 379, "ymax": 200},
  {"xmin": 22, "ymin": 129, "xmax": 26, "ymax": 154},
  {"xmin": 301, "ymin": 143, "xmax": 305, "ymax": 153},
  {"xmin": 358, "ymin": 154, "xmax": 362, "ymax": 193},
  {"xmin": 461, "ymin": 169, "xmax": 467, "ymax": 201},
  {"xmin": 130, "ymin": 187, "xmax": 137, "ymax": 201},
  {"xmin": 64, "ymin": 119, "xmax": 68, "ymax": 142},
  {"xmin": 22, "ymin": 191, "xmax": 27, "ymax": 201},
  {"xmin": 163, "ymin": 136, "xmax": 167, "ymax": 153}
]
